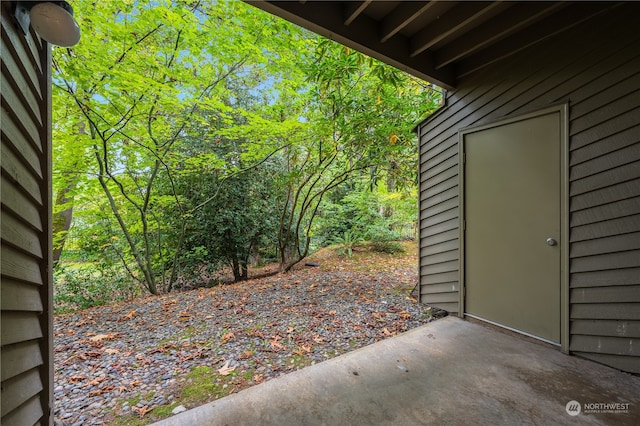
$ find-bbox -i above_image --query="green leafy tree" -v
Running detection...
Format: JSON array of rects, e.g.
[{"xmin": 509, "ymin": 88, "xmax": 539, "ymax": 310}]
[
  {"xmin": 169, "ymin": 114, "xmax": 283, "ymax": 283},
  {"xmin": 185, "ymin": 169, "xmax": 279, "ymax": 282},
  {"xmin": 53, "ymin": 0, "xmax": 305, "ymax": 293},
  {"xmin": 53, "ymin": 0, "xmax": 441, "ymax": 301},
  {"xmin": 265, "ymin": 39, "xmax": 441, "ymax": 271}
]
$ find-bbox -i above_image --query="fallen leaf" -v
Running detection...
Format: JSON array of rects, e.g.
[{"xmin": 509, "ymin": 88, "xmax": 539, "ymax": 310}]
[
  {"xmin": 76, "ymin": 319, "xmax": 96, "ymax": 327},
  {"xmin": 89, "ymin": 384, "xmax": 114, "ymax": 396},
  {"xmin": 121, "ymin": 310, "xmax": 137, "ymax": 321},
  {"xmin": 68, "ymin": 375, "xmax": 86, "ymax": 384},
  {"xmin": 217, "ymin": 360, "xmax": 236, "ymax": 376},
  {"xmin": 137, "ymin": 357, "xmax": 152, "ymax": 365},
  {"xmin": 132, "ymin": 405, "xmax": 153, "ymax": 417},
  {"xmin": 238, "ymin": 350, "xmax": 254, "ymax": 360},
  {"xmin": 220, "ymin": 332, "xmax": 235, "ymax": 344},
  {"xmin": 247, "ymin": 329, "xmax": 264, "ymax": 338},
  {"xmin": 86, "ymin": 377, "xmax": 107, "ymax": 386},
  {"xmin": 104, "ymin": 348, "xmax": 120, "ymax": 354},
  {"xmin": 253, "ymin": 373, "xmax": 264, "ymax": 383},
  {"xmin": 293, "ymin": 344, "xmax": 311, "ymax": 355},
  {"xmin": 270, "ymin": 339, "xmax": 284, "ymax": 351},
  {"xmin": 89, "ymin": 332, "xmax": 120, "ymax": 342}
]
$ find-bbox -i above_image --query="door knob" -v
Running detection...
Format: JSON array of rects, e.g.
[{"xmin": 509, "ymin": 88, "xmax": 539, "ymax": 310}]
[{"xmin": 546, "ymin": 238, "xmax": 557, "ymax": 246}]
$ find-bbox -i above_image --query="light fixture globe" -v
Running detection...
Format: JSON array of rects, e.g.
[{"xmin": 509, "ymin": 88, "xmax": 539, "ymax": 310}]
[{"xmin": 30, "ymin": 2, "xmax": 81, "ymax": 47}]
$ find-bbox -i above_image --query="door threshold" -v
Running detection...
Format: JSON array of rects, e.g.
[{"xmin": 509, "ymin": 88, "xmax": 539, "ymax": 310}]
[{"xmin": 464, "ymin": 314, "xmax": 561, "ymax": 349}]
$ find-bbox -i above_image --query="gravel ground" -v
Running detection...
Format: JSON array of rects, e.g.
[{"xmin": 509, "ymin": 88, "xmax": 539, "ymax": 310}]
[{"xmin": 54, "ymin": 248, "xmax": 441, "ymax": 425}]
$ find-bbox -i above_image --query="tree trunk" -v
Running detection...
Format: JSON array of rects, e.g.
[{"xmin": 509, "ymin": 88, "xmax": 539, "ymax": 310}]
[
  {"xmin": 52, "ymin": 183, "xmax": 76, "ymax": 267},
  {"xmin": 281, "ymin": 259, "xmax": 298, "ymax": 273},
  {"xmin": 231, "ymin": 257, "xmax": 242, "ymax": 282},
  {"xmin": 240, "ymin": 262, "xmax": 248, "ymax": 280},
  {"xmin": 382, "ymin": 159, "xmax": 398, "ymax": 218},
  {"xmin": 53, "ymin": 120, "xmax": 86, "ymax": 267}
]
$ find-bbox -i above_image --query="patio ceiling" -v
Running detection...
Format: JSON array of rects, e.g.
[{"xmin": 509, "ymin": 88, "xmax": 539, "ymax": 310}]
[{"xmin": 246, "ymin": 1, "xmax": 620, "ymax": 89}]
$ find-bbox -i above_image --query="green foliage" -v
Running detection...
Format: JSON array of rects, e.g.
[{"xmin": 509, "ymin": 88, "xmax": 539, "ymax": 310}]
[
  {"xmin": 181, "ymin": 365, "xmax": 232, "ymax": 403},
  {"xmin": 332, "ymin": 230, "xmax": 362, "ymax": 258},
  {"xmin": 368, "ymin": 240, "xmax": 406, "ymax": 255},
  {"xmin": 52, "ymin": 0, "xmax": 441, "ymax": 303},
  {"xmin": 303, "ymin": 39, "xmax": 442, "ymax": 190},
  {"xmin": 54, "ymin": 261, "xmax": 139, "ymax": 313},
  {"xmin": 182, "ymin": 246, "xmax": 209, "ymax": 268},
  {"xmin": 180, "ymin": 168, "xmax": 279, "ymax": 282},
  {"xmin": 54, "ymin": 203, "xmax": 141, "ymax": 312},
  {"xmin": 53, "ymin": 0, "xmax": 309, "ymax": 293},
  {"xmin": 313, "ymin": 180, "xmax": 417, "ymax": 250}
]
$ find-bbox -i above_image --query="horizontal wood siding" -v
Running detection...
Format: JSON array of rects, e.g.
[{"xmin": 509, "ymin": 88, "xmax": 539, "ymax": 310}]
[
  {"xmin": 1, "ymin": 369, "xmax": 44, "ymax": 417},
  {"xmin": 0, "ymin": 396, "xmax": 44, "ymax": 426},
  {"xmin": 1, "ymin": 340, "xmax": 44, "ymax": 382},
  {"xmin": 566, "ymin": 3, "xmax": 640, "ymax": 373},
  {"xmin": 417, "ymin": 4, "xmax": 640, "ymax": 372},
  {"xmin": 1, "ymin": 4, "xmax": 52, "ymax": 424}
]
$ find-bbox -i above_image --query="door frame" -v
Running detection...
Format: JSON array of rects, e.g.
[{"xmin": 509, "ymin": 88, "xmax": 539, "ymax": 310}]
[{"xmin": 458, "ymin": 104, "xmax": 570, "ymax": 353}]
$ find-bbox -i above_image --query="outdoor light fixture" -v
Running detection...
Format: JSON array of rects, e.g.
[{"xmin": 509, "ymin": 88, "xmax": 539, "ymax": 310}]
[{"xmin": 12, "ymin": 1, "xmax": 81, "ymax": 47}]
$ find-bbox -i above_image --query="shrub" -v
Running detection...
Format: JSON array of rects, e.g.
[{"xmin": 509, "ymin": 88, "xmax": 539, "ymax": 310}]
[
  {"xmin": 362, "ymin": 224, "xmax": 402, "ymax": 244},
  {"xmin": 54, "ymin": 262, "xmax": 140, "ymax": 313},
  {"xmin": 368, "ymin": 240, "xmax": 405, "ymax": 254},
  {"xmin": 331, "ymin": 230, "xmax": 363, "ymax": 257}
]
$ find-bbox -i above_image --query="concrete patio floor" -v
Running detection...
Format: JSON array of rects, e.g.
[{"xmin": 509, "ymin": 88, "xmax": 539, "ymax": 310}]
[{"xmin": 155, "ymin": 316, "xmax": 640, "ymax": 426}]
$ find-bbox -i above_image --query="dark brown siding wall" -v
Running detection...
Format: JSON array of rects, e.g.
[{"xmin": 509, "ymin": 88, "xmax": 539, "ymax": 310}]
[
  {"xmin": 417, "ymin": 4, "xmax": 639, "ymax": 373},
  {"xmin": 1, "ymin": 3, "xmax": 53, "ymax": 424}
]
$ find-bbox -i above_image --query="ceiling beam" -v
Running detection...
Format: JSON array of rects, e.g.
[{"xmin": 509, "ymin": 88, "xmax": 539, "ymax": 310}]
[
  {"xmin": 409, "ymin": 1, "xmax": 503, "ymax": 58},
  {"xmin": 380, "ymin": 1, "xmax": 436, "ymax": 43},
  {"xmin": 435, "ymin": 2, "xmax": 567, "ymax": 69},
  {"xmin": 344, "ymin": 1, "xmax": 372, "ymax": 26},
  {"xmin": 456, "ymin": 2, "xmax": 622, "ymax": 79},
  {"xmin": 246, "ymin": 1, "xmax": 457, "ymax": 88}
]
